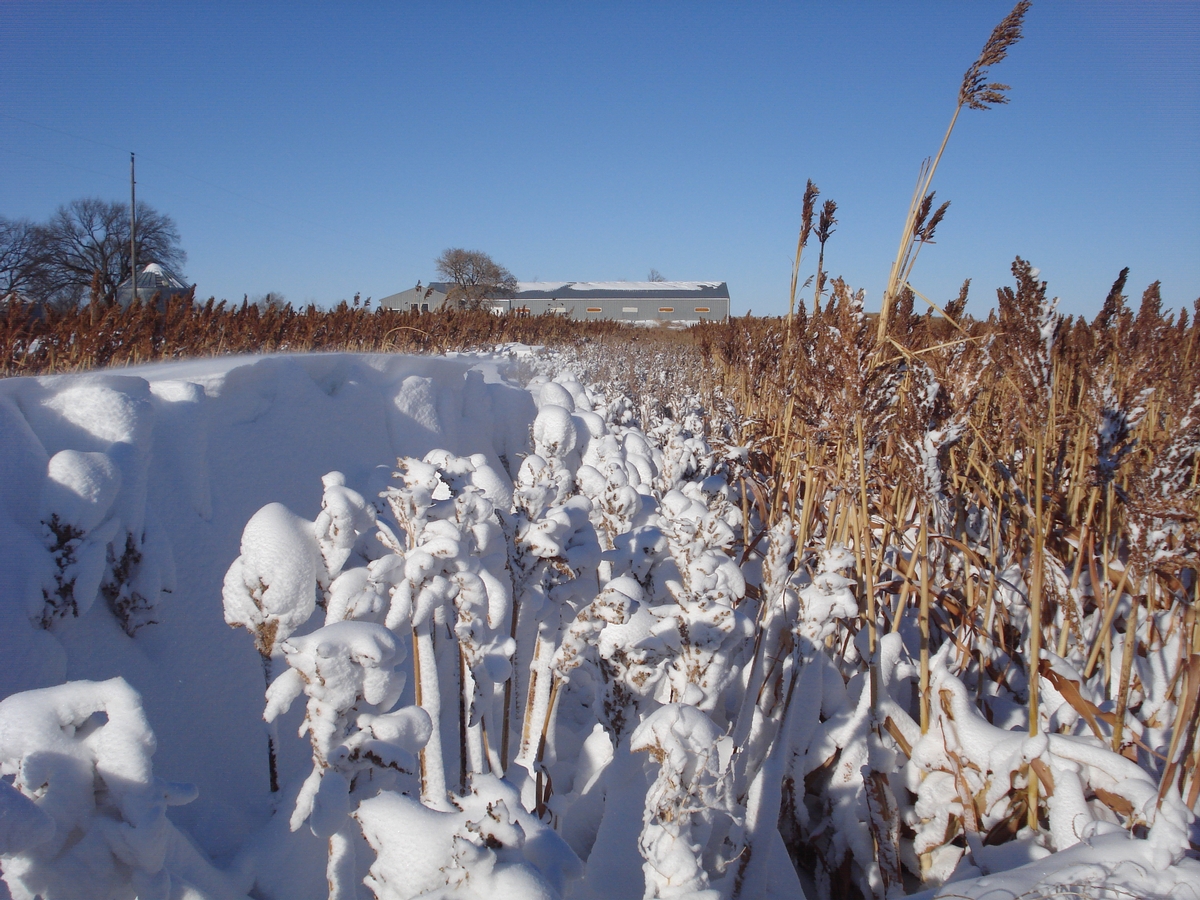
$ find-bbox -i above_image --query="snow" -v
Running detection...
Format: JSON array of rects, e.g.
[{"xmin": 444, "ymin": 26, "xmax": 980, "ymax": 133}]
[
  {"xmin": 42, "ymin": 449, "xmax": 122, "ymax": 532},
  {"xmin": 1, "ymin": 349, "xmax": 1196, "ymax": 900},
  {"xmin": 515, "ymin": 282, "xmax": 571, "ymax": 294},
  {"xmin": 0, "ymin": 677, "xmax": 246, "ymax": 900},
  {"xmin": 223, "ymin": 502, "xmax": 324, "ymax": 653},
  {"xmin": 515, "ymin": 282, "xmax": 722, "ymax": 294},
  {"xmin": 0, "ymin": 352, "xmax": 533, "ymax": 871}
]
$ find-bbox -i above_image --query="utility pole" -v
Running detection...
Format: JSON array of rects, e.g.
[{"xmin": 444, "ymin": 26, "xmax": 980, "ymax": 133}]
[{"xmin": 130, "ymin": 152, "xmax": 137, "ymax": 304}]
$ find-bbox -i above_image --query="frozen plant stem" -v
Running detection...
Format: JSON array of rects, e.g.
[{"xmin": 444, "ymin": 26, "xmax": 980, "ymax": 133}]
[
  {"xmin": 876, "ymin": 0, "xmax": 1030, "ymax": 342},
  {"xmin": 261, "ymin": 649, "xmax": 279, "ymax": 793},
  {"xmin": 857, "ymin": 415, "xmax": 881, "ymax": 717},
  {"xmin": 414, "ymin": 621, "xmax": 449, "ymax": 809},
  {"xmin": 1084, "ymin": 561, "xmax": 1131, "ymax": 680},
  {"xmin": 1027, "ymin": 430, "xmax": 1045, "ymax": 828},
  {"xmin": 919, "ymin": 508, "xmax": 931, "ymax": 734},
  {"xmin": 1113, "ymin": 580, "xmax": 1142, "ymax": 754}
]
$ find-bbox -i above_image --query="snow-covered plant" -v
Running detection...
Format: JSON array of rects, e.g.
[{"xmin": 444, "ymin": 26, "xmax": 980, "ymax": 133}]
[
  {"xmin": 795, "ymin": 545, "xmax": 860, "ymax": 646},
  {"xmin": 381, "ymin": 451, "xmax": 513, "ymax": 805},
  {"xmin": 631, "ymin": 704, "xmax": 734, "ymax": 900},
  {"xmin": 265, "ymin": 620, "xmax": 430, "ymax": 900},
  {"xmin": 34, "ymin": 450, "xmax": 124, "ymax": 629},
  {"xmin": 728, "ymin": 522, "xmax": 798, "ymax": 792},
  {"xmin": 550, "ymin": 576, "xmax": 641, "ymax": 684},
  {"xmin": 0, "ymin": 678, "xmax": 228, "ymax": 900},
  {"xmin": 574, "ymin": 411, "xmax": 646, "ymax": 552},
  {"xmin": 31, "ymin": 445, "xmax": 175, "ymax": 636},
  {"xmin": 222, "ymin": 495, "xmax": 330, "ymax": 794},
  {"xmin": 355, "ymin": 775, "xmax": 581, "ymax": 900},
  {"xmin": 222, "ymin": 501, "xmax": 325, "ymax": 658},
  {"xmin": 649, "ymin": 549, "xmax": 750, "ymax": 716},
  {"xmin": 504, "ymin": 403, "xmax": 605, "ymax": 786},
  {"xmin": 759, "ymin": 543, "xmax": 901, "ymax": 900},
  {"xmin": 313, "ymin": 471, "xmax": 379, "ymax": 587},
  {"xmin": 904, "ymin": 646, "xmax": 1196, "ymax": 885}
]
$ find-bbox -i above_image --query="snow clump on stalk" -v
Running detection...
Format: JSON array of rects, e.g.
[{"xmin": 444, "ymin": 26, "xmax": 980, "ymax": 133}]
[
  {"xmin": 632, "ymin": 703, "xmax": 734, "ymax": 900},
  {"xmin": 0, "ymin": 678, "xmax": 236, "ymax": 900},
  {"xmin": 265, "ymin": 620, "xmax": 430, "ymax": 900}
]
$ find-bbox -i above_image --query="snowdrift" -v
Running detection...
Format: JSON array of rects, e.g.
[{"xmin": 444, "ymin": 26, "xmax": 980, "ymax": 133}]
[
  {"xmin": 0, "ymin": 354, "xmax": 532, "ymax": 865},
  {"xmin": 1, "ymin": 350, "xmax": 1197, "ymax": 900}
]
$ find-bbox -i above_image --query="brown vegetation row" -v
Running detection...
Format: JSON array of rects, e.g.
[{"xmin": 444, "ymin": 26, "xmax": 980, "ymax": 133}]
[
  {"xmin": 693, "ymin": 263, "xmax": 1200, "ymax": 882},
  {"xmin": 4, "ymin": 256, "xmax": 1199, "ymax": 888},
  {"xmin": 0, "ymin": 294, "xmax": 687, "ymax": 377},
  {"xmin": 511, "ymin": 260, "xmax": 1200, "ymax": 891}
]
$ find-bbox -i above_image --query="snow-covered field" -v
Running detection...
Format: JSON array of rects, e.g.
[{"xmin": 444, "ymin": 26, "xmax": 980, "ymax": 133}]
[{"xmin": 1, "ymin": 350, "xmax": 1197, "ymax": 899}]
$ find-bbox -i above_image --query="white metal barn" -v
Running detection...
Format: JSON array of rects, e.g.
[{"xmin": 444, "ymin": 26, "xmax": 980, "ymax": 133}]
[
  {"xmin": 380, "ymin": 281, "xmax": 730, "ymax": 322},
  {"xmin": 377, "ymin": 282, "xmax": 451, "ymax": 313}
]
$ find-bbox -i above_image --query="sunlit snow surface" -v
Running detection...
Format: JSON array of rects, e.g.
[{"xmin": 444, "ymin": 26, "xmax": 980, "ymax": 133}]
[
  {"xmin": 1, "ymin": 351, "xmax": 1197, "ymax": 900},
  {"xmin": 0, "ymin": 353, "xmax": 533, "ymax": 888}
]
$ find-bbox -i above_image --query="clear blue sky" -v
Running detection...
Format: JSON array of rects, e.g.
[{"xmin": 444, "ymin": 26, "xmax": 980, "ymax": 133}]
[{"xmin": 1, "ymin": 1, "xmax": 1196, "ymax": 318}]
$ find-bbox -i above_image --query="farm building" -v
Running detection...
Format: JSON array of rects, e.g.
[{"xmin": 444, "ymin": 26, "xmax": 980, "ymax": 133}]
[
  {"xmin": 116, "ymin": 263, "xmax": 193, "ymax": 308},
  {"xmin": 376, "ymin": 281, "xmax": 451, "ymax": 313},
  {"xmin": 380, "ymin": 281, "xmax": 730, "ymax": 322}
]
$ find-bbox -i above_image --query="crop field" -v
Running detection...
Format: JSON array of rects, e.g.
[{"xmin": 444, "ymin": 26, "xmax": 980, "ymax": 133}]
[
  {"xmin": 1, "ymin": 258, "xmax": 1198, "ymax": 899},
  {"xmin": 2, "ymin": 2, "xmax": 1198, "ymax": 895}
]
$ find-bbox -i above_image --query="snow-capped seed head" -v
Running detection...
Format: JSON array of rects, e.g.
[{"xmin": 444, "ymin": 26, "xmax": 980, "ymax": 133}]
[
  {"xmin": 604, "ymin": 575, "xmax": 645, "ymax": 607},
  {"xmin": 574, "ymin": 410, "xmax": 606, "ymax": 440},
  {"xmin": 532, "ymin": 405, "xmax": 578, "ymax": 459},
  {"xmin": 819, "ymin": 545, "xmax": 857, "ymax": 575},
  {"xmin": 222, "ymin": 502, "xmax": 324, "ymax": 653},
  {"xmin": 42, "ymin": 449, "xmax": 122, "ymax": 533},
  {"xmin": 536, "ymin": 382, "xmax": 576, "ymax": 412},
  {"xmin": 575, "ymin": 464, "xmax": 607, "ymax": 498},
  {"xmin": 357, "ymin": 706, "xmax": 433, "ymax": 753},
  {"xmin": 285, "ymin": 620, "xmax": 400, "ymax": 669}
]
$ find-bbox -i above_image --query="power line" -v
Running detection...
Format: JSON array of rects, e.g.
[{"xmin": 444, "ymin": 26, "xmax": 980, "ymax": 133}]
[
  {"xmin": 0, "ymin": 111, "xmax": 398, "ymax": 256},
  {"xmin": 0, "ymin": 112, "xmax": 127, "ymax": 154},
  {"xmin": 0, "ymin": 144, "xmax": 377, "ymax": 259},
  {"xmin": 0, "ymin": 145, "xmax": 125, "ymax": 184}
]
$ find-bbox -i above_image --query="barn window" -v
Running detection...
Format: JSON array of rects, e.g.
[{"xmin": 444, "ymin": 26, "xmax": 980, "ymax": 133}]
[
  {"xmin": 622, "ymin": 307, "xmax": 638, "ymax": 313},
  {"xmin": 586, "ymin": 307, "xmax": 603, "ymax": 313},
  {"xmin": 695, "ymin": 307, "xmax": 710, "ymax": 313},
  {"xmin": 659, "ymin": 307, "xmax": 674, "ymax": 313}
]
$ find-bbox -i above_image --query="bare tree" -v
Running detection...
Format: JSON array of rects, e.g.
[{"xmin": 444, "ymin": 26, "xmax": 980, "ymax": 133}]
[
  {"xmin": 35, "ymin": 198, "xmax": 186, "ymax": 307},
  {"xmin": 0, "ymin": 217, "xmax": 47, "ymax": 301},
  {"xmin": 435, "ymin": 248, "xmax": 517, "ymax": 309},
  {"xmin": 648, "ymin": 268, "xmax": 665, "ymax": 282},
  {"xmin": 252, "ymin": 291, "xmax": 289, "ymax": 311}
]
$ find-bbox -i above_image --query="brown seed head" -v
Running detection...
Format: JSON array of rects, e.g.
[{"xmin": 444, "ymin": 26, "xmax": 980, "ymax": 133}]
[
  {"xmin": 817, "ymin": 199, "xmax": 838, "ymax": 247},
  {"xmin": 800, "ymin": 180, "xmax": 819, "ymax": 249},
  {"xmin": 959, "ymin": 1, "xmax": 1031, "ymax": 111}
]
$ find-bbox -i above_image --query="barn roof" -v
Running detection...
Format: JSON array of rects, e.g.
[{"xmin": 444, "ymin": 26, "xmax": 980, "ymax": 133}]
[{"xmin": 427, "ymin": 281, "xmax": 729, "ymax": 300}]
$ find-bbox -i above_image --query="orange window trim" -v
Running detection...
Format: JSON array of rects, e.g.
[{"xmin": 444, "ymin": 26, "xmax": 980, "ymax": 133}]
[
  {"xmin": 659, "ymin": 307, "xmax": 674, "ymax": 313},
  {"xmin": 695, "ymin": 307, "xmax": 710, "ymax": 313},
  {"xmin": 586, "ymin": 307, "xmax": 603, "ymax": 313}
]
